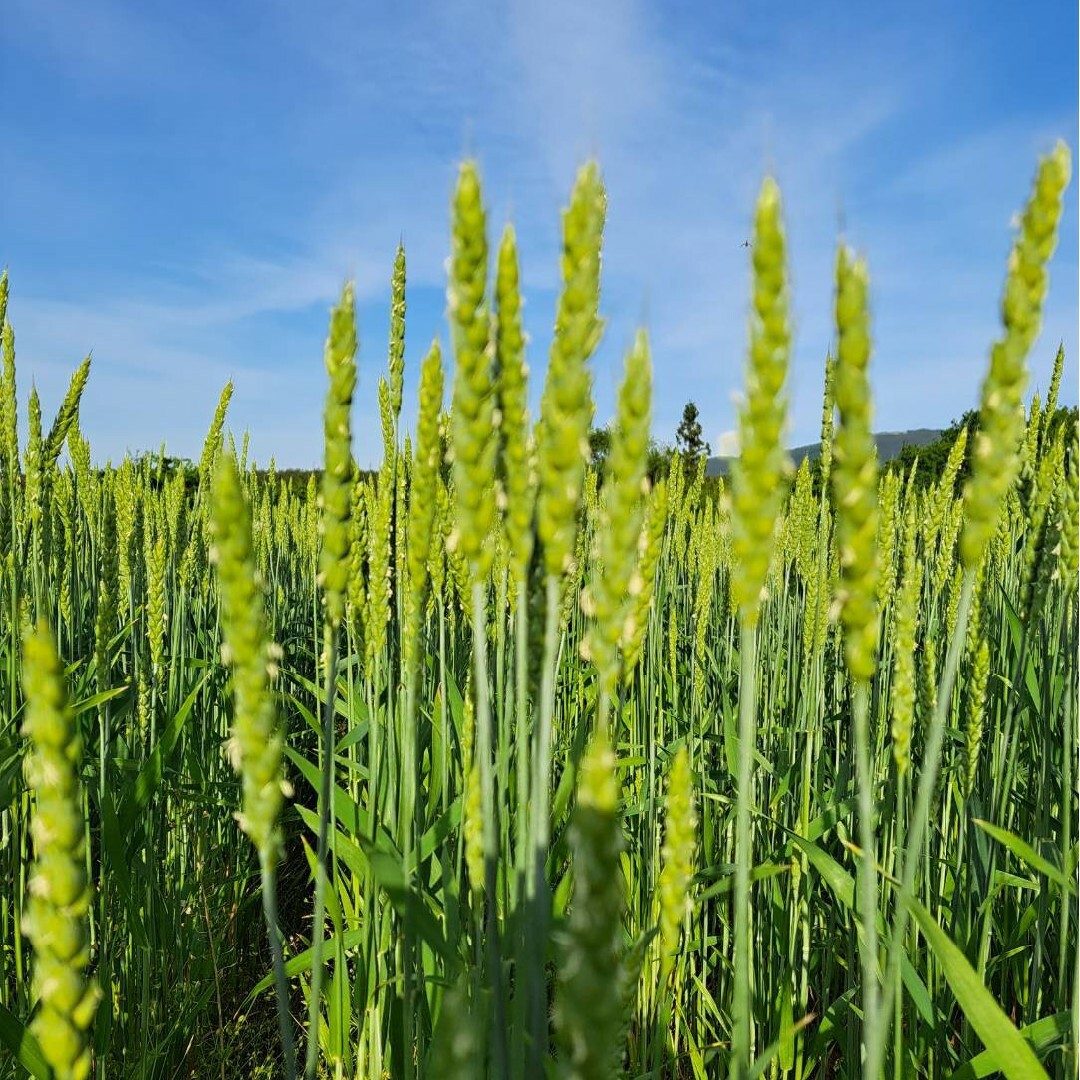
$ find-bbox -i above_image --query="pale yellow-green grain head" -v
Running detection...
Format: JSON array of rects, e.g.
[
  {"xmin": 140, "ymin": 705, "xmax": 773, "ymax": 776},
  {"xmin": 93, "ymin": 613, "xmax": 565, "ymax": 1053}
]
[
  {"xmin": 346, "ymin": 470, "xmax": 368, "ymax": 634},
  {"xmin": 404, "ymin": 339, "xmax": 445, "ymax": 674},
  {"xmin": 22, "ymin": 623, "xmax": 100, "ymax": 1080},
  {"xmin": 730, "ymin": 176, "xmax": 792, "ymax": 625},
  {"xmin": 1, "ymin": 317, "xmax": 18, "ymax": 480},
  {"xmin": 365, "ymin": 469, "xmax": 393, "ymax": 666},
  {"xmin": 961, "ymin": 142, "xmax": 1071, "ymax": 569},
  {"xmin": 319, "ymin": 284, "xmax": 359, "ymax": 631},
  {"xmin": 536, "ymin": 162, "xmax": 606, "ymax": 580},
  {"xmin": 198, "ymin": 381, "xmax": 234, "ymax": 494},
  {"xmin": 388, "ymin": 242, "xmax": 406, "ymax": 422},
  {"xmin": 964, "ymin": 639, "xmax": 991, "ymax": 796},
  {"xmin": 622, "ymin": 477, "xmax": 668, "ymax": 682},
  {"xmin": 818, "ymin": 352, "xmax": 836, "ymax": 492},
  {"xmin": 583, "ymin": 330, "xmax": 652, "ymax": 703},
  {"xmin": 448, "ymin": 162, "xmax": 498, "ymax": 585},
  {"xmin": 1060, "ymin": 433, "xmax": 1078, "ymax": 592},
  {"xmin": 831, "ymin": 244, "xmax": 879, "ymax": 684},
  {"xmin": 890, "ymin": 488, "xmax": 922, "ymax": 775},
  {"xmin": 43, "ymin": 357, "xmax": 91, "ymax": 479},
  {"xmin": 556, "ymin": 728, "xmax": 625, "ymax": 1080},
  {"xmin": 1040, "ymin": 342, "xmax": 1065, "ymax": 453},
  {"xmin": 495, "ymin": 223, "xmax": 535, "ymax": 584},
  {"xmin": 658, "ymin": 745, "xmax": 697, "ymax": 982},
  {"xmin": 210, "ymin": 453, "xmax": 286, "ymax": 868}
]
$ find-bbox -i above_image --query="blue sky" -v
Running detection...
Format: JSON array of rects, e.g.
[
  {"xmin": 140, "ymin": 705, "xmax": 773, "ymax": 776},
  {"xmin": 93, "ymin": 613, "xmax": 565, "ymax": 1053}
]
[{"xmin": 2, "ymin": 0, "xmax": 1077, "ymax": 466}]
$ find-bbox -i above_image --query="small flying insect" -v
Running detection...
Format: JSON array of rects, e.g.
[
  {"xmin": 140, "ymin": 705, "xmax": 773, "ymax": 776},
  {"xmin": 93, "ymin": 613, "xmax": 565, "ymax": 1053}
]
[{"xmin": 741, "ymin": 239, "xmax": 752, "ymax": 249}]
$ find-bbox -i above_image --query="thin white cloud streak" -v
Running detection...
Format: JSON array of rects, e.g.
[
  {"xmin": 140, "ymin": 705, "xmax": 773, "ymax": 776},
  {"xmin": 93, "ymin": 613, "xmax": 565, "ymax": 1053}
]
[{"xmin": 3, "ymin": 0, "xmax": 1075, "ymax": 465}]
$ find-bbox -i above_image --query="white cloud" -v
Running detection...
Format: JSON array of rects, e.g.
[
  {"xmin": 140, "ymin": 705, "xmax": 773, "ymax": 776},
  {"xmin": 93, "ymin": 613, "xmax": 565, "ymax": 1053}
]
[
  {"xmin": 715, "ymin": 429, "xmax": 740, "ymax": 457},
  {"xmin": 3, "ymin": 0, "xmax": 1075, "ymax": 467}
]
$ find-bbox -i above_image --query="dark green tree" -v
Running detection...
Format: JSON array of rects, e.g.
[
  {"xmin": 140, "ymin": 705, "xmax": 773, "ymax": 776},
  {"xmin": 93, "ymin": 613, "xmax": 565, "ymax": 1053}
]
[
  {"xmin": 675, "ymin": 401, "xmax": 710, "ymax": 471},
  {"xmin": 647, "ymin": 440, "xmax": 673, "ymax": 482},
  {"xmin": 589, "ymin": 425, "xmax": 612, "ymax": 471},
  {"xmin": 889, "ymin": 411, "xmax": 978, "ymax": 490}
]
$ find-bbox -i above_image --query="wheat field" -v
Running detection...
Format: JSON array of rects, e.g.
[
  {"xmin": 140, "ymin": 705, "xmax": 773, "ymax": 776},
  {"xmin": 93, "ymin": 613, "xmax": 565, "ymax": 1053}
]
[{"xmin": 0, "ymin": 143, "xmax": 1076, "ymax": 1079}]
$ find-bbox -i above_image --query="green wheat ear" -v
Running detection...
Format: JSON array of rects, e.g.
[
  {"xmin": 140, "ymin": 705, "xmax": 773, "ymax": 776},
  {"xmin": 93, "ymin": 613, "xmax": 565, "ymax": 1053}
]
[
  {"xmin": 890, "ymin": 490, "xmax": 921, "ymax": 775},
  {"xmin": 365, "ymin": 462, "xmax": 393, "ymax": 665},
  {"xmin": 1061, "ymin": 432, "xmax": 1078, "ymax": 591},
  {"xmin": 210, "ymin": 452, "xmax": 286, "ymax": 867},
  {"xmin": 146, "ymin": 528, "xmax": 168, "ymax": 674},
  {"xmin": 583, "ymin": 329, "xmax": 652, "ymax": 707},
  {"xmin": 961, "ymin": 141, "xmax": 1071, "ymax": 569},
  {"xmin": 346, "ymin": 471, "xmax": 368, "ymax": 635},
  {"xmin": 388, "ymin": 242, "xmax": 406, "ymax": 422},
  {"xmin": 1, "ymin": 316, "xmax": 18, "ymax": 475},
  {"xmin": 622, "ymin": 477, "xmax": 668, "ymax": 681},
  {"xmin": 818, "ymin": 351, "xmax": 836, "ymax": 490},
  {"xmin": 25, "ymin": 387, "xmax": 44, "ymax": 534},
  {"xmin": 831, "ymin": 244, "xmax": 879, "ymax": 684},
  {"xmin": 494, "ymin": 223, "xmax": 535, "ymax": 586},
  {"xmin": 448, "ymin": 161, "xmax": 497, "ymax": 584},
  {"xmin": 1040, "ymin": 342, "xmax": 1065, "ymax": 450},
  {"xmin": 22, "ymin": 622, "xmax": 100, "ymax": 1080},
  {"xmin": 319, "ymin": 283, "xmax": 359, "ymax": 630},
  {"xmin": 964, "ymin": 638, "xmax": 991, "ymax": 796},
  {"xmin": 403, "ymin": 339, "xmax": 445, "ymax": 675},
  {"xmin": 556, "ymin": 728, "xmax": 626, "ymax": 1080},
  {"xmin": 44, "ymin": 356, "xmax": 92, "ymax": 474},
  {"xmin": 198, "ymin": 381, "xmax": 234, "ymax": 492},
  {"xmin": 658, "ymin": 745, "xmax": 697, "ymax": 983},
  {"xmin": 730, "ymin": 176, "xmax": 792, "ymax": 625},
  {"xmin": 537, "ymin": 161, "xmax": 606, "ymax": 580}
]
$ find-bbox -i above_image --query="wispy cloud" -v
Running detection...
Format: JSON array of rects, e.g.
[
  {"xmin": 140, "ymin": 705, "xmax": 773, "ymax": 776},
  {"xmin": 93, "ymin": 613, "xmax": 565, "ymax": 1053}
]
[{"xmin": 2, "ymin": 0, "xmax": 1074, "ymax": 465}]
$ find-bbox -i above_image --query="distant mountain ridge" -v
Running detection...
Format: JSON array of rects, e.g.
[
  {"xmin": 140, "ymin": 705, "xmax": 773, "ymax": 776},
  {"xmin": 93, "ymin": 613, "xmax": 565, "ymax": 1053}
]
[{"xmin": 705, "ymin": 428, "xmax": 943, "ymax": 477}]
